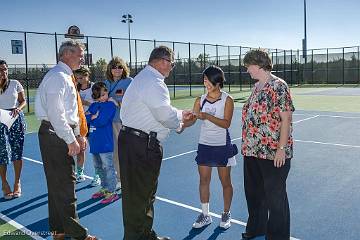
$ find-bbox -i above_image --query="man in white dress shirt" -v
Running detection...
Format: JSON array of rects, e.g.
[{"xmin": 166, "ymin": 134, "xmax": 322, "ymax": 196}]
[
  {"xmin": 35, "ymin": 40, "xmax": 97, "ymax": 240},
  {"xmin": 119, "ymin": 46, "xmax": 193, "ymax": 240}
]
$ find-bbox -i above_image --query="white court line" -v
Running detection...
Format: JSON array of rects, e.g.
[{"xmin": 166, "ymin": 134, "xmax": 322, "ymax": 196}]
[
  {"xmin": 293, "ymin": 115, "xmax": 319, "ymax": 123},
  {"xmin": 23, "ymin": 157, "xmax": 43, "ymax": 165},
  {"xmin": 163, "ymin": 150, "xmax": 197, "ymax": 161},
  {"xmin": 163, "ymin": 115, "xmax": 321, "ymax": 160},
  {"xmin": 22, "ymin": 157, "xmax": 93, "ymax": 180},
  {"xmin": 0, "ymin": 213, "xmax": 46, "ymax": 240},
  {"xmin": 156, "ymin": 196, "xmax": 300, "ymax": 240},
  {"xmin": 317, "ymin": 114, "xmax": 360, "ymax": 119},
  {"xmin": 294, "ymin": 139, "xmax": 360, "ymax": 148},
  {"xmin": 22, "ymin": 156, "xmax": 301, "ymax": 240},
  {"xmin": 156, "ymin": 196, "xmax": 247, "ymax": 226},
  {"xmin": 292, "ymin": 113, "xmax": 360, "ymax": 119}
]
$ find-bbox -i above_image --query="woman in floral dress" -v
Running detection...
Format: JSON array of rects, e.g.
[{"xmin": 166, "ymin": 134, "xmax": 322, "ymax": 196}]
[{"xmin": 241, "ymin": 49, "xmax": 295, "ymax": 240}]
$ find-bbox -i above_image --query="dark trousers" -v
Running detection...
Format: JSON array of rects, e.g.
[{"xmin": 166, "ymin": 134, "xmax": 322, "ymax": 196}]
[
  {"xmin": 118, "ymin": 130, "xmax": 163, "ymax": 240},
  {"xmin": 38, "ymin": 121, "xmax": 88, "ymax": 240},
  {"xmin": 243, "ymin": 156, "xmax": 291, "ymax": 240}
]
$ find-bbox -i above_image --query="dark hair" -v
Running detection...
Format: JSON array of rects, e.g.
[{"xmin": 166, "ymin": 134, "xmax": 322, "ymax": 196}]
[
  {"xmin": 148, "ymin": 46, "xmax": 174, "ymax": 63},
  {"xmin": 91, "ymin": 82, "xmax": 108, "ymax": 100},
  {"xmin": 74, "ymin": 66, "xmax": 91, "ymax": 91},
  {"xmin": 243, "ymin": 49, "xmax": 272, "ymax": 71},
  {"xmin": 74, "ymin": 66, "xmax": 90, "ymax": 76},
  {"xmin": 106, "ymin": 57, "xmax": 130, "ymax": 81},
  {"xmin": 0, "ymin": 59, "xmax": 9, "ymax": 94},
  {"xmin": 202, "ymin": 65, "xmax": 225, "ymax": 88},
  {"xmin": 0, "ymin": 60, "xmax": 7, "ymax": 66}
]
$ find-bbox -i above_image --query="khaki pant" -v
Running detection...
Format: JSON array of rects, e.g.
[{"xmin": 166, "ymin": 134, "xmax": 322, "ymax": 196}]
[{"xmin": 112, "ymin": 121, "xmax": 122, "ymax": 183}]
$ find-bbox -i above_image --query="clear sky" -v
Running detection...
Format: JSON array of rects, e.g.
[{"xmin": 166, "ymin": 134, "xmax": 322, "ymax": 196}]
[{"xmin": 1, "ymin": 0, "xmax": 359, "ymax": 51}]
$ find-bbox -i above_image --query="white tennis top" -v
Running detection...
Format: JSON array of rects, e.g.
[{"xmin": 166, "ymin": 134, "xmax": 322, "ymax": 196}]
[{"xmin": 199, "ymin": 91, "xmax": 229, "ymax": 146}]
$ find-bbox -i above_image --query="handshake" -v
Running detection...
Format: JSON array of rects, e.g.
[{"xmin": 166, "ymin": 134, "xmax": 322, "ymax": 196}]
[{"xmin": 176, "ymin": 110, "xmax": 199, "ymax": 134}]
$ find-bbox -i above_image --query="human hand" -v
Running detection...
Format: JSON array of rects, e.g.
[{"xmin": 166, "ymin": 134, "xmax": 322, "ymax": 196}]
[
  {"xmin": 67, "ymin": 140, "xmax": 80, "ymax": 156},
  {"xmin": 196, "ymin": 112, "xmax": 208, "ymax": 120},
  {"xmin": 182, "ymin": 110, "xmax": 195, "ymax": 121},
  {"xmin": 274, "ymin": 148, "xmax": 286, "ymax": 168},
  {"xmin": 10, "ymin": 108, "xmax": 21, "ymax": 118},
  {"xmin": 76, "ymin": 136, "xmax": 87, "ymax": 152},
  {"xmin": 91, "ymin": 111, "xmax": 99, "ymax": 120}
]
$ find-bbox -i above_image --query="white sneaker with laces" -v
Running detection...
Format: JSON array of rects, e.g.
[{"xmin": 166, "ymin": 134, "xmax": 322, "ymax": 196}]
[
  {"xmin": 76, "ymin": 173, "xmax": 86, "ymax": 182},
  {"xmin": 219, "ymin": 211, "xmax": 231, "ymax": 229},
  {"xmin": 192, "ymin": 213, "xmax": 212, "ymax": 228},
  {"xmin": 90, "ymin": 175, "xmax": 101, "ymax": 187}
]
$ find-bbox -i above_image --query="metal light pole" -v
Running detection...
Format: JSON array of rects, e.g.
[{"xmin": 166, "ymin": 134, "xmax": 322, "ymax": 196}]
[
  {"xmin": 302, "ymin": 0, "xmax": 307, "ymax": 63},
  {"xmin": 122, "ymin": 14, "xmax": 133, "ymax": 69}
]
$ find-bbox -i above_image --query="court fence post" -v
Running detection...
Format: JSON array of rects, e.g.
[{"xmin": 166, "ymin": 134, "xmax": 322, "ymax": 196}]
[
  {"xmin": 24, "ymin": 32, "xmax": 30, "ymax": 113},
  {"xmin": 110, "ymin": 37, "xmax": 113, "ymax": 59},
  {"xmin": 188, "ymin": 42, "xmax": 192, "ymax": 97}
]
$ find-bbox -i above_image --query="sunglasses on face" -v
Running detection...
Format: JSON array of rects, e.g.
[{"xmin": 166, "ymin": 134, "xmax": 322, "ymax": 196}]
[{"xmin": 112, "ymin": 65, "xmax": 123, "ymax": 70}]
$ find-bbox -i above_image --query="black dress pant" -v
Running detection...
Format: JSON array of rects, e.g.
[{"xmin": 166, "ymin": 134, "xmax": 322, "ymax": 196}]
[
  {"xmin": 243, "ymin": 156, "xmax": 291, "ymax": 240},
  {"xmin": 118, "ymin": 130, "xmax": 163, "ymax": 240},
  {"xmin": 38, "ymin": 121, "xmax": 88, "ymax": 240}
]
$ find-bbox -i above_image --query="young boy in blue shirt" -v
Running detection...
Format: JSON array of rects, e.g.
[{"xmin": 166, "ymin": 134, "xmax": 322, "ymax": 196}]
[{"xmin": 86, "ymin": 82, "xmax": 119, "ymax": 204}]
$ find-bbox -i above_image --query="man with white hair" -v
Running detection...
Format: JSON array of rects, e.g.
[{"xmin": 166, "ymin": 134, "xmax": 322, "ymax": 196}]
[{"xmin": 35, "ymin": 40, "xmax": 97, "ymax": 240}]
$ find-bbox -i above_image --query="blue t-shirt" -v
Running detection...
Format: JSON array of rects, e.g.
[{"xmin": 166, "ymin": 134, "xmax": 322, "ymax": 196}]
[
  {"xmin": 86, "ymin": 101, "xmax": 116, "ymax": 154},
  {"xmin": 105, "ymin": 77, "xmax": 132, "ymax": 122}
]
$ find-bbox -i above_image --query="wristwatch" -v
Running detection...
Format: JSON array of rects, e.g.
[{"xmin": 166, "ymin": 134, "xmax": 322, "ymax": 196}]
[{"xmin": 279, "ymin": 145, "xmax": 285, "ymax": 150}]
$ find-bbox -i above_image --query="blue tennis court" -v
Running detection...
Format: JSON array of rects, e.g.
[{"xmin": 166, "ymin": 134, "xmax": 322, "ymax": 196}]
[{"xmin": 1, "ymin": 108, "xmax": 360, "ymax": 239}]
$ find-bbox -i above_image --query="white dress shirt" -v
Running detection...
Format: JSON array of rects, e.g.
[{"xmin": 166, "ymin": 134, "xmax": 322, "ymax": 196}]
[
  {"xmin": 35, "ymin": 61, "xmax": 79, "ymax": 144},
  {"xmin": 120, "ymin": 65, "xmax": 182, "ymax": 142}
]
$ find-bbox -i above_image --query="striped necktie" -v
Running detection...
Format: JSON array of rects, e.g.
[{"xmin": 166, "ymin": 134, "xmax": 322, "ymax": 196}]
[{"xmin": 71, "ymin": 75, "xmax": 88, "ymax": 137}]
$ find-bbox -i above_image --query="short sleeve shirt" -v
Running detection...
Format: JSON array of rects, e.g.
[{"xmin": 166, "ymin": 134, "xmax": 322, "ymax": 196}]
[
  {"xmin": 79, "ymin": 82, "xmax": 94, "ymax": 112},
  {"xmin": 0, "ymin": 80, "xmax": 24, "ymax": 109},
  {"xmin": 241, "ymin": 78, "xmax": 295, "ymax": 160}
]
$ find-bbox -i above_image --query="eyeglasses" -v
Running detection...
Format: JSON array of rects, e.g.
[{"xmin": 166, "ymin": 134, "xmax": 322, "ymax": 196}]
[
  {"xmin": 112, "ymin": 65, "xmax": 123, "ymax": 70},
  {"xmin": 161, "ymin": 58, "xmax": 175, "ymax": 68}
]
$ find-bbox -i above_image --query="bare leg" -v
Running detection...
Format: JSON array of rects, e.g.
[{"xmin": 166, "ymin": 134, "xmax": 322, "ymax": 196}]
[
  {"xmin": 0, "ymin": 164, "xmax": 12, "ymax": 198},
  {"xmin": 198, "ymin": 165, "xmax": 212, "ymax": 203},
  {"xmin": 0, "ymin": 164, "xmax": 9, "ymax": 188},
  {"xmin": 13, "ymin": 160, "xmax": 23, "ymax": 184},
  {"xmin": 217, "ymin": 166, "xmax": 233, "ymax": 212},
  {"xmin": 12, "ymin": 160, "xmax": 22, "ymax": 197}
]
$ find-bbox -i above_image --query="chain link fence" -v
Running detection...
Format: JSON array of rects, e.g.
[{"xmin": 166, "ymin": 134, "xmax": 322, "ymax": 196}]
[{"xmin": 1, "ymin": 29, "xmax": 359, "ymax": 113}]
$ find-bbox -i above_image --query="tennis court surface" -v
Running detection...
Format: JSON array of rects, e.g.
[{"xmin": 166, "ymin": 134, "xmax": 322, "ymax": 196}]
[{"xmin": 1, "ymin": 87, "xmax": 360, "ymax": 240}]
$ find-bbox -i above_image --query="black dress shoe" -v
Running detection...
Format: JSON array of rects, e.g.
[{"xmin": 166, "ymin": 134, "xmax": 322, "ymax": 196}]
[
  {"xmin": 242, "ymin": 232, "xmax": 259, "ymax": 240},
  {"xmin": 156, "ymin": 237, "xmax": 171, "ymax": 240}
]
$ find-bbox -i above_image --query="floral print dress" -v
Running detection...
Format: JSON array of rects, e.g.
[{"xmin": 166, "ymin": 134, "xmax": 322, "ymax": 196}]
[{"xmin": 241, "ymin": 77, "xmax": 295, "ymax": 160}]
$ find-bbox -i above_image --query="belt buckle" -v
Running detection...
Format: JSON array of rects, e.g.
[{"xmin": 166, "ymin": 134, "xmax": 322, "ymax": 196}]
[{"xmin": 133, "ymin": 130, "xmax": 141, "ymax": 137}]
